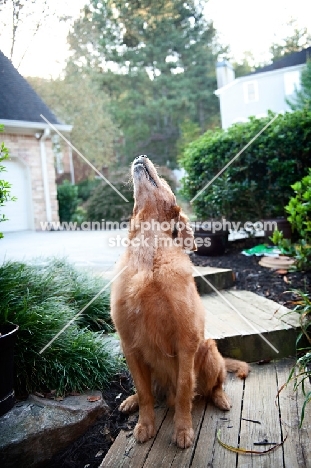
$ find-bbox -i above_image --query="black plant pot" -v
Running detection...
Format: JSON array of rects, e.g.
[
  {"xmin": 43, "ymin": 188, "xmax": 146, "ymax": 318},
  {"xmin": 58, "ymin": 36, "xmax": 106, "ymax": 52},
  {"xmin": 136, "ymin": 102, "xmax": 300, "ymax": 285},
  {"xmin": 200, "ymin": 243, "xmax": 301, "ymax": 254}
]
[
  {"xmin": 192, "ymin": 222, "xmax": 228, "ymax": 256},
  {"xmin": 263, "ymin": 218, "xmax": 292, "ymax": 243},
  {"xmin": 0, "ymin": 324, "xmax": 19, "ymax": 417}
]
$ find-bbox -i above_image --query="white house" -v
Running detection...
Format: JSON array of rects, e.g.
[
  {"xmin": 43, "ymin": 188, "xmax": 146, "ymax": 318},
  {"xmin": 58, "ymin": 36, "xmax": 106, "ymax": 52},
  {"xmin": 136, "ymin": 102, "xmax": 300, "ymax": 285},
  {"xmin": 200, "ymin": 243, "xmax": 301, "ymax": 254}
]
[{"xmin": 215, "ymin": 47, "xmax": 311, "ymax": 129}]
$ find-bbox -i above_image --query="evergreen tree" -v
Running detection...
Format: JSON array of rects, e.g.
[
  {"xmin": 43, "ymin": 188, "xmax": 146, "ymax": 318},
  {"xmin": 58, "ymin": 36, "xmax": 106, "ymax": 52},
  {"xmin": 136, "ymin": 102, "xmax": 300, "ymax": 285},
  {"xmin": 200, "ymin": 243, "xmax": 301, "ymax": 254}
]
[
  {"xmin": 288, "ymin": 59, "xmax": 311, "ymax": 111},
  {"xmin": 69, "ymin": 0, "xmax": 225, "ymax": 166}
]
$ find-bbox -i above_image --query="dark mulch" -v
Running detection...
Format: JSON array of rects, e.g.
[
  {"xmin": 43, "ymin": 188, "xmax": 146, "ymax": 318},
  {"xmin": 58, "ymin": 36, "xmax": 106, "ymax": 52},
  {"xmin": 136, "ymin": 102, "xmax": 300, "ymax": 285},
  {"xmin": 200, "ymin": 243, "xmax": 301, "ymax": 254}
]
[
  {"xmin": 191, "ymin": 237, "xmax": 311, "ymax": 308},
  {"xmin": 48, "ymin": 238, "xmax": 310, "ymax": 467}
]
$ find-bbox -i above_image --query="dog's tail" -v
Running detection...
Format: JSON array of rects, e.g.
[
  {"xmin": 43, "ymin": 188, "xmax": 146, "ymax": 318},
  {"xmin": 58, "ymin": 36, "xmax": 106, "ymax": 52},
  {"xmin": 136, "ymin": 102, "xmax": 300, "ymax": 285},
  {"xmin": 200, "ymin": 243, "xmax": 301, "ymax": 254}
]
[{"xmin": 224, "ymin": 358, "xmax": 249, "ymax": 379}]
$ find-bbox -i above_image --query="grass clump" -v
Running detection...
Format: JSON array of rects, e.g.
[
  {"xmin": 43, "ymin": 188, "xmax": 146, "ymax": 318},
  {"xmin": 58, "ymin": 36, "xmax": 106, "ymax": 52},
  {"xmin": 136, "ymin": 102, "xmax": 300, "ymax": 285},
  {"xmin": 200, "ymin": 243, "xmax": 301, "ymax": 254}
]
[{"xmin": 0, "ymin": 259, "xmax": 120, "ymax": 396}]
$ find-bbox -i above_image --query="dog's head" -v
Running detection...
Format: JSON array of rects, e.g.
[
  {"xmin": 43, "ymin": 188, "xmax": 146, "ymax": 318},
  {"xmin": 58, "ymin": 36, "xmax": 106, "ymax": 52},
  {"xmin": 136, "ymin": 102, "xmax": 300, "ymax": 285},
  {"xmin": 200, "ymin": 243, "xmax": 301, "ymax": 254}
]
[{"xmin": 131, "ymin": 155, "xmax": 196, "ymax": 251}]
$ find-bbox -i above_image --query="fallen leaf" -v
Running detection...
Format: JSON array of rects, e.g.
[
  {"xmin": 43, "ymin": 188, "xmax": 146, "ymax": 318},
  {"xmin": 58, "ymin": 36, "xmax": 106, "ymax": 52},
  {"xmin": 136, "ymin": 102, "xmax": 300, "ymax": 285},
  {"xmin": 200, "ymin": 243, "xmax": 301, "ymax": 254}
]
[
  {"xmin": 55, "ymin": 396, "xmax": 64, "ymax": 401},
  {"xmin": 69, "ymin": 391, "xmax": 81, "ymax": 396},
  {"xmin": 283, "ymin": 276, "xmax": 289, "ymax": 283},
  {"xmin": 87, "ymin": 395, "xmax": 101, "ymax": 402},
  {"xmin": 95, "ymin": 450, "xmax": 104, "ymax": 457},
  {"xmin": 34, "ymin": 392, "xmax": 44, "ymax": 398}
]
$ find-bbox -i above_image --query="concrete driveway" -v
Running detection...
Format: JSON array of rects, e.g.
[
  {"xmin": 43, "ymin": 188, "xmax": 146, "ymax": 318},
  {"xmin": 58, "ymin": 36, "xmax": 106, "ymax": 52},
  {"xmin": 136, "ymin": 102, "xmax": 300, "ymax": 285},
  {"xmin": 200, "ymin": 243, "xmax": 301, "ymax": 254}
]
[{"xmin": 0, "ymin": 230, "xmax": 127, "ymax": 273}]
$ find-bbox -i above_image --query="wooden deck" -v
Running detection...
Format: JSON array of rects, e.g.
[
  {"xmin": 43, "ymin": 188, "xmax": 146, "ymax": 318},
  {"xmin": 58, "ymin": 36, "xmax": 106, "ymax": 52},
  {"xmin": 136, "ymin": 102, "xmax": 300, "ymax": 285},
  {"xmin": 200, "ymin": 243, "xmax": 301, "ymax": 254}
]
[{"xmin": 100, "ymin": 359, "xmax": 311, "ymax": 468}]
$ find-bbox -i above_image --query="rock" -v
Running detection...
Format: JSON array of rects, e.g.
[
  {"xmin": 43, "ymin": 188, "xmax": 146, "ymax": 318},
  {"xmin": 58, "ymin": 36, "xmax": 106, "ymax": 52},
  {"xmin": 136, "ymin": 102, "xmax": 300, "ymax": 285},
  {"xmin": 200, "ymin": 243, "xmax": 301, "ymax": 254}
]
[{"xmin": 0, "ymin": 391, "xmax": 108, "ymax": 468}]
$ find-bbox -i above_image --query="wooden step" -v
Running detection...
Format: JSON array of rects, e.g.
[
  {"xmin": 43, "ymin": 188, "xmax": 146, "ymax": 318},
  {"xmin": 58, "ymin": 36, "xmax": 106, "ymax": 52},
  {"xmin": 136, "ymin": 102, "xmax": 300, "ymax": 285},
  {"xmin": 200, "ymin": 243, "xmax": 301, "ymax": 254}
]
[
  {"xmin": 192, "ymin": 266, "xmax": 234, "ymax": 295},
  {"xmin": 100, "ymin": 358, "xmax": 311, "ymax": 468},
  {"xmin": 202, "ymin": 289, "xmax": 301, "ymax": 362},
  {"xmin": 99, "ymin": 266, "xmax": 235, "ymax": 295}
]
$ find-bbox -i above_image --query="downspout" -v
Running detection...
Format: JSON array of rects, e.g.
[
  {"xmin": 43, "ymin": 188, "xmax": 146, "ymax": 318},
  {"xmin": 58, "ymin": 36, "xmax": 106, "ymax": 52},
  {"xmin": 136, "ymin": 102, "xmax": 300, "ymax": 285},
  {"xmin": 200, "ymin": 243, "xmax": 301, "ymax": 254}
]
[
  {"xmin": 40, "ymin": 128, "xmax": 52, "ymax": 223},
  {"xmin": 69, "ymin": 143, "xmax": 75, "ymax": 185}
]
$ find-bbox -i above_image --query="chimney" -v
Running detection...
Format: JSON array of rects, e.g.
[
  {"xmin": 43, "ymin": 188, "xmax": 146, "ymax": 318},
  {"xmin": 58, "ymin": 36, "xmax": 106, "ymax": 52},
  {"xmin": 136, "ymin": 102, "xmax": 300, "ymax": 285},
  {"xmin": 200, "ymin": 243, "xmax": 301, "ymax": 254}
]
[{"xmin": 216, "ymin": 61, "xmax": 235, "ymax": 89}]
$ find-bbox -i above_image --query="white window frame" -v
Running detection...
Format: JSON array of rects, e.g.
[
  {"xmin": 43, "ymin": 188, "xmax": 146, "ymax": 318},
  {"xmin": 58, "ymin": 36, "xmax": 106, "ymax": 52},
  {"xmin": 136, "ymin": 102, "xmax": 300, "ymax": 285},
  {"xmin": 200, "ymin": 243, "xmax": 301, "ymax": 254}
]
[{"xmin": 243, "ymin": 80, "xmax": 259, "ymax": 103}]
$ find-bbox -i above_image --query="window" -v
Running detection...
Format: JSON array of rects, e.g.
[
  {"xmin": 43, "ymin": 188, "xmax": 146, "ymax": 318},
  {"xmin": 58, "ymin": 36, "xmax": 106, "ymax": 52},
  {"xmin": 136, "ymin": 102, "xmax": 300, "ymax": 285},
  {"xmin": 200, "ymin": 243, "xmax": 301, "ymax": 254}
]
[
  {"xmin": 243, "ymin": 81, "xmax": 259, "ymax": 103},
  {"xmin": 284, "ymin": 70, "xmax": 300, "ymax": 95}
]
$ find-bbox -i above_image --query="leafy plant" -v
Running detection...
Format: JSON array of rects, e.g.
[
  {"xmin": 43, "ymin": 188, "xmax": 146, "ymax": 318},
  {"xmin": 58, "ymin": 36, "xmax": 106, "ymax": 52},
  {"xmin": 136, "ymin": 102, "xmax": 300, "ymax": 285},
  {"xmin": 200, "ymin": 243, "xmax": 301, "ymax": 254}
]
[
  {"xmin": 57, "ymin": 180, "xmax": 79, "ymax": 222},
  {"xmin": 180, "ymin": 110, "xmax": 311, "ymax": 221},
  {"xmin": 272, "ymin": 169, "xmax": 311, "ymax": 271},
  {"xmin": 285, "ymin": 169, "xmax": 311, "ymax": 239},
  {"xmin": 286, "ymin": 291, "xmax": 311, "ymax": 426},
  {"xmin": 0, "ymin": 125, "xmax": 16, "ymax": 238},
  {"xmin": 0, "ymin": 259, "xmax": 118, "ymax": 395}
]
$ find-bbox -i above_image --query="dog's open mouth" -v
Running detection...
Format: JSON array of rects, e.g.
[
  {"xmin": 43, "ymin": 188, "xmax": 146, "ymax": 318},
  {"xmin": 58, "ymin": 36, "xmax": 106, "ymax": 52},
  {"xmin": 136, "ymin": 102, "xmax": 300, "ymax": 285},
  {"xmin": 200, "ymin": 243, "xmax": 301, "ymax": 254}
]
[{"xmin": 133, "ymin": 159, "xmax": 158, "ymax": 187}]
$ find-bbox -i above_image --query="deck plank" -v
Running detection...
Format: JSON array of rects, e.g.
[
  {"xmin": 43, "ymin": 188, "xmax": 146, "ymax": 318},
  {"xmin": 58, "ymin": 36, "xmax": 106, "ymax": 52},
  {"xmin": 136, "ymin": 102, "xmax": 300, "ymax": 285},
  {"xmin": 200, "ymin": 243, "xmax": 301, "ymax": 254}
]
[
  {"xmin": 275, "ymin": 359, "xmax": 302, "ymax": 468},
  {"xmin": 237, "ymin": 362, "xmax": 284, "ymax": 468},
  {"xmin": 145, "ymin": 399, "xmax": 206, "ymax": 467},
  {"xmin": 288, "ymin": 361, "xmax": 311, "ymax": 468},
  {"xmin": 101, "ymin": 406, "xmax": 168, "ymax": 467},
  {"xmin": 192, "ymin": 371, "xmax": 244, "ymax": 467}
]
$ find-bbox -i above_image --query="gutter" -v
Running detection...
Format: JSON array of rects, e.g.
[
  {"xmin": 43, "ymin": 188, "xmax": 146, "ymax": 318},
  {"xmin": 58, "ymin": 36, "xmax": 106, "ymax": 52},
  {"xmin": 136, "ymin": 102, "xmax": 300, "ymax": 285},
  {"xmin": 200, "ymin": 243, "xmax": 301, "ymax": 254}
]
[
  {"xmin": 39, "ymin": 128, "xmax": 52, "ymax": 223},
  {"xmin": 0, "ymin": 119, "xmax": 72, "ymax": 133}
]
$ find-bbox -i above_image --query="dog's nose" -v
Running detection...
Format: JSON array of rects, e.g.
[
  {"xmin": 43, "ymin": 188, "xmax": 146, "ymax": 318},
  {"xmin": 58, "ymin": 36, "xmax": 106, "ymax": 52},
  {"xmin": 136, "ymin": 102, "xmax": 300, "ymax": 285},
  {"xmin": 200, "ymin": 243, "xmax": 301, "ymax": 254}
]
[{"xmin": 135, "ymin": 155, "xmax": 147, "ymax": 159}]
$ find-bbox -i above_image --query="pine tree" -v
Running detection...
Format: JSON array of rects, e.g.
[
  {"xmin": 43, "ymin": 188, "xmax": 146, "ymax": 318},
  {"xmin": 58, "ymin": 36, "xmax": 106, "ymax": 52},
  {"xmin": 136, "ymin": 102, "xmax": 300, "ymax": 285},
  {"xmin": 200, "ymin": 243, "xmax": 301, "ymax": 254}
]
[
  {"xmin": 287, "ymin": 59, "xmax": 311, "ymax": 111},
  {"xmin": 68, "ymin": 0, "xmax": 225, "ymax": 166}
]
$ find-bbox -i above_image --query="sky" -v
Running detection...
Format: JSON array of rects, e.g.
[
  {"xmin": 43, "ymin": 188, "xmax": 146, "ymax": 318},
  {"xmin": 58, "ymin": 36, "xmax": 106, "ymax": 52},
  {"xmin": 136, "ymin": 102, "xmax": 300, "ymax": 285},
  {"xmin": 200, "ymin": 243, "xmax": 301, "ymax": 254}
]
[{"xmin": 0, "ymin": 0, "xmax": 310, "ymax": 78}]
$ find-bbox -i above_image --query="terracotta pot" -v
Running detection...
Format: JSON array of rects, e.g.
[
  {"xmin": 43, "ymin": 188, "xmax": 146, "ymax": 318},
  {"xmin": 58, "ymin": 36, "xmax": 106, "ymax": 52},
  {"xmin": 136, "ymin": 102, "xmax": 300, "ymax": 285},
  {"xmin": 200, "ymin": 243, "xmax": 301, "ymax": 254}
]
[{"xmin": 0, "ymin": 324, "xmax": 19, "ymax": 416}]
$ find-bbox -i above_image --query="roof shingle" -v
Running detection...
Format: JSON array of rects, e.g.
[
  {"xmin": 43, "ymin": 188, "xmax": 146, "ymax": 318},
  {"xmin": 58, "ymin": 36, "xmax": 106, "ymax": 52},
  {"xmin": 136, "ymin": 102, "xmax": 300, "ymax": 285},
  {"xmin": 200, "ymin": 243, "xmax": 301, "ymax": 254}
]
[
  {"xmin": 248, "ymin": 46, "xmax": 311, "ymax": 76},
  {"xmin": 0, "ymin": 50, "xmax": 60, "ymax": 124}
]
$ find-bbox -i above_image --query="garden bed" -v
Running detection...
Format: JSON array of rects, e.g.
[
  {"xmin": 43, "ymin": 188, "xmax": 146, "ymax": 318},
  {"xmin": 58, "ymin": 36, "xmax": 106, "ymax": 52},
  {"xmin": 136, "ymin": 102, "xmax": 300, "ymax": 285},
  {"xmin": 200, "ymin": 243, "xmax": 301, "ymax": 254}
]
[{"xmin": 191, "ymin": 238, "xmax": 311, "ymax": 309}]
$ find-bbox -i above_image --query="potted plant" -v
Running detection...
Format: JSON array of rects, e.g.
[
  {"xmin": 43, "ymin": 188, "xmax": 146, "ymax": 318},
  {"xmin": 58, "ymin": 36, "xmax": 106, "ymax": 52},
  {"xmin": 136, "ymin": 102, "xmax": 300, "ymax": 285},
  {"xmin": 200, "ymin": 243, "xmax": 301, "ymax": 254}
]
[
  {"xmin": 0, "ymin": 324, "xmax": 19, "ymax": 416},
  {"xmin": 191, "ymin": 219, "xmax": 228, "ymax": 256}
]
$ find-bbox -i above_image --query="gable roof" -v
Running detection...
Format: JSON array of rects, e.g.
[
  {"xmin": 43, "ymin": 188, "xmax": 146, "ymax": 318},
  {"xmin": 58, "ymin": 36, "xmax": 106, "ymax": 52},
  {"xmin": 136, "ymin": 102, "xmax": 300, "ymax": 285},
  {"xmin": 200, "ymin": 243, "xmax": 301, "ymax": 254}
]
[
  {"xmin": 0, "ymin": 50, "xmax": 60, "ymax": 124},
  {"xmin": 249, "ymin": 46, "xmax": 311, "ymax": 76}
]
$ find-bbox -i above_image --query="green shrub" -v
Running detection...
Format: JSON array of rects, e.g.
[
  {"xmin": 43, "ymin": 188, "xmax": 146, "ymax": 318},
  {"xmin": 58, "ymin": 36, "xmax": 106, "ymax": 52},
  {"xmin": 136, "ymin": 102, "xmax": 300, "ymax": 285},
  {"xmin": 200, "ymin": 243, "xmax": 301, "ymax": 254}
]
[
  {"xmin": 0, "ymin": 259, "xmax": 117, "ymax": 395},
  {"xmin": 285, "ymin": 169, "xmax": 311, "ymax": 239},
  {"xmin": 86, "ymin": 181, "xmax": 134, "ymax": 222},
  {"xmin": 76, "ymin": 178, "xmax": 101, "ymax": 202},
  {"xmin": 180, "ymin": 110, "xmax": 311, "ymax": 221},
  {"xmin": 57, "ymin": 180, "xmax": 79, "ymax": 222},
  {"xmin": 272, "ymin": 169, "xmax": 311, "ymax": 271},
  {"xmin": 0, "ymin": 125, "xmax": 16, "ymax": 238}
]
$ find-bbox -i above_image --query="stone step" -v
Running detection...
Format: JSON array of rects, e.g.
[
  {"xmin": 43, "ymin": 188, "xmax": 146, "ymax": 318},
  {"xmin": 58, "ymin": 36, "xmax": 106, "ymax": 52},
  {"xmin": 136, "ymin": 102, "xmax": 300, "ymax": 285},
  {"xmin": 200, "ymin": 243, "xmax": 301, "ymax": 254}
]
[{"xmin": 202, "ymin": 289, "xmax": 301, "ymax": 362}]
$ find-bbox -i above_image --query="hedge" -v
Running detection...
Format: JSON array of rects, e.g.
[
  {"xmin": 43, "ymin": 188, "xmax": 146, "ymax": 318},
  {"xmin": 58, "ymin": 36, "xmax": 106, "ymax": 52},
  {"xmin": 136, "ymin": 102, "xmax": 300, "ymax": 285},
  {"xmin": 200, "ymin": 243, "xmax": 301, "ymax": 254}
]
[{"xmin": 180, "ymin": 110, "xmax": 311, "ymax": 221}]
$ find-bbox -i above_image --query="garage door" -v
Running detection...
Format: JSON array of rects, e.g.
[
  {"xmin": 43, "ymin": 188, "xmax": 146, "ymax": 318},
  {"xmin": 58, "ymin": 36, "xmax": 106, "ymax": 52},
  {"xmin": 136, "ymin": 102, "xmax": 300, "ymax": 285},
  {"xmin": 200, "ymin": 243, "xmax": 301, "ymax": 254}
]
[{"xmin": 1, "ymin": 159, "xmax": 32, "ymax": 231}]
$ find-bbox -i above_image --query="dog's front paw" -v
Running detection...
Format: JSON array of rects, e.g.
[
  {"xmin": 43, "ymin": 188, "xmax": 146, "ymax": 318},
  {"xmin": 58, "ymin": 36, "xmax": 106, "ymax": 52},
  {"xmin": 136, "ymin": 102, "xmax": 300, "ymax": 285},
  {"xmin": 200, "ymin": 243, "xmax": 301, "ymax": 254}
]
[
  {"xmin": 133, "ymin": 421, "xmax": 155, "ymax": 443},
  {"xmin": 172, "ymin": 427, "xmax": 194, "ymax": 449}
]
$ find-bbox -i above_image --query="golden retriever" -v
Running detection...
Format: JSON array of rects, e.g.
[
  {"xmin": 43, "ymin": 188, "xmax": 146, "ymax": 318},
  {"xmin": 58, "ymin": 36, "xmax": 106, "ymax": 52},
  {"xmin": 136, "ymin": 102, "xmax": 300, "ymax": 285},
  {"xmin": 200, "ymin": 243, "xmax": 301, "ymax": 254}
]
[{"xmin": 110, "ymin": 155, "xmax": 249, "ymax": 449}]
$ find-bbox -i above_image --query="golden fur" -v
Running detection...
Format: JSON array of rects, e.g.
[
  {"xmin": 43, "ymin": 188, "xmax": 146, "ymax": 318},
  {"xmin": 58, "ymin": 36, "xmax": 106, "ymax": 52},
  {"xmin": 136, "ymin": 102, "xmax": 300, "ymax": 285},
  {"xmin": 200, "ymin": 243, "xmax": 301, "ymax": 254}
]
[{"xmin": 110, "ymin": 155, "xmax": 249, "ymax": 448}]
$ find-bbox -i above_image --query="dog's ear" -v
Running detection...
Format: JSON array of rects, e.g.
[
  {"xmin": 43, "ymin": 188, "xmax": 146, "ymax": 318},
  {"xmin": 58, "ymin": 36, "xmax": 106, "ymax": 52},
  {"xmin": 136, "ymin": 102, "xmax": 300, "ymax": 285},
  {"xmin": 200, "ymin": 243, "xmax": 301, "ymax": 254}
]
[{"xmin": 177, "ymin": 211, "xmax": 197, "ymax": 251}]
